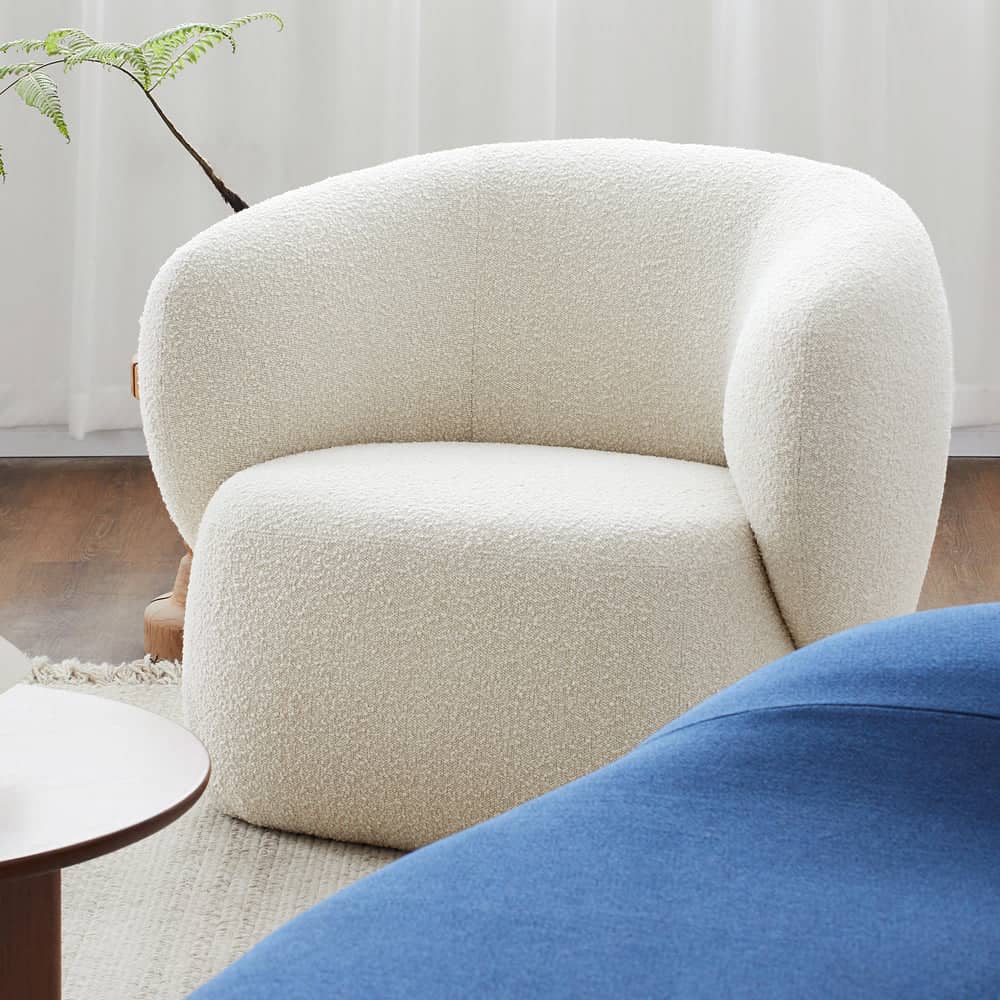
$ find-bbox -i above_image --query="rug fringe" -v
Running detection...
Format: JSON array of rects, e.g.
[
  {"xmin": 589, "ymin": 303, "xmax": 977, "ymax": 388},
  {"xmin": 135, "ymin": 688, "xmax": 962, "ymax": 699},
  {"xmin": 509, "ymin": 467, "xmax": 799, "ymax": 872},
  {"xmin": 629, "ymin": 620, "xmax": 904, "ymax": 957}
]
[{"xmin": 30, "ymin": 654, "xmax": 182, "ymax": 685}]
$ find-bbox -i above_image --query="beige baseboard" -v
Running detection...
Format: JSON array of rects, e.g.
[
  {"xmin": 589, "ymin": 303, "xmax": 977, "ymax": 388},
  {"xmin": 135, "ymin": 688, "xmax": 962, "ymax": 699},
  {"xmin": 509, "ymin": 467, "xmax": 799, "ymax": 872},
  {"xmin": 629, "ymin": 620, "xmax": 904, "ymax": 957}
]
[
  {"xmin": 0, "ymin": 428, "xmax": 147, "ymax": 457},
  {"xmin": 950, "ymin": 425, "xmax": 1000, "ymax": 457},
  {"xmin": 1, "ymin": 426, "xmax": 997, "ymax": 459}
]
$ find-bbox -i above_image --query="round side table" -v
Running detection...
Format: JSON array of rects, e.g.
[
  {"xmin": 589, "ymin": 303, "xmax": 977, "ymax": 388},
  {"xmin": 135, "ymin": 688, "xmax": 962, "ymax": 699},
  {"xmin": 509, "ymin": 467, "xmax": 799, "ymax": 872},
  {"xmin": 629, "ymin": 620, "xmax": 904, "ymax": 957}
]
[{"xmin": 0, "ymin": 684, "xmax": 210, "ymax": 999}]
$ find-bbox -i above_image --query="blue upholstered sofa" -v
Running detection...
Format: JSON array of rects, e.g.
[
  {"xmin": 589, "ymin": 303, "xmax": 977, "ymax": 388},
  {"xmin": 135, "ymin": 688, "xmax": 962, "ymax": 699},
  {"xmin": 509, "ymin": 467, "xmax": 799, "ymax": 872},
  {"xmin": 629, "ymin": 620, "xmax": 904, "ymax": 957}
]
[{"xmin": 192, "ymin": 604, "xmax": 1000, "ymax": 998}]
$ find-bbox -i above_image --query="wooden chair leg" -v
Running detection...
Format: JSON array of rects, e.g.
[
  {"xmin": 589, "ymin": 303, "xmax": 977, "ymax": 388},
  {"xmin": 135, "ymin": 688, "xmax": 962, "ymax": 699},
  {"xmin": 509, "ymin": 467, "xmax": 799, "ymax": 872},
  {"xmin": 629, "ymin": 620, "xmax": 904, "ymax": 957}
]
[
  {"xmin": 132, "ymin": 355, "xmax": 189, "ymax": 662},
  {"xmin": 144, "ymin": 547, "xmax": 191, "ymax": 662}
]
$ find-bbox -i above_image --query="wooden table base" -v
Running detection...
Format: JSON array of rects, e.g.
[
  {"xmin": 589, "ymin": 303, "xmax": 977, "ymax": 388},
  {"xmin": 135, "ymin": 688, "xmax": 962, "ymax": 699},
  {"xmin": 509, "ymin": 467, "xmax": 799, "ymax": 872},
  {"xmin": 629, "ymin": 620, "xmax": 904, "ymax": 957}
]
[
  {"xmin": 0, "ymin": 871, "xmax": 60, "ymax": 1000},
  {"xmin": 0, "ymin": 683, "xmax": 210, "ymax": 1000},
  {"xmin": 144, "ymin": 548, "xmax": 191, "ymax": 662}
]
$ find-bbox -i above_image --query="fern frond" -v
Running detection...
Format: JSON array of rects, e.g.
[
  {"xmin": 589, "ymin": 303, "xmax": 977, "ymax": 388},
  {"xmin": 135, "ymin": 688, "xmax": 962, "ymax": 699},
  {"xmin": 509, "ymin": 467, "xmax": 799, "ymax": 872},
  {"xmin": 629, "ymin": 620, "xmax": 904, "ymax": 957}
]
[
  {"xmin": 0, "ymin": 39, "xmax": 47, "ymax": 55},
  {"xmin": 142, "ymin": 13, "xmax": 282, "ymax": 90},
  {"xmin": 138, "ymin": 22, "xmax": 226, "ymax": 54},
  {"xmin": 45, "ymin": 29, "xmax": 150, "ymax": 87},
  {"xmin": 139, "ymin": 23, "xmax": 231, "ymax": 78},
  {"xmin": 0, "ymin": 144, "xmax": 5, "ymax": 180},
  {"xmin": 147, "ymin": 28, "xmax": 235, "ymax": 87},
  {"xmin": 63, "ymin": 41, "xmax": 141, "ymax": 72},
  {"xmin": 44, "ymin": 28, "xmax": 95, "ymax": 56},
  {"xmin": 222, "ymin": 12, "xmax": 284, "ymax": 35},
  {"xmin": 124, "ymin": 48, "xmax": 151, "ymax": 89},
  {"xmin": 13, "ymin": 71, "xmax": 69, "ymax": 142},
  {"xmin": 0, "ymin": 62, "xmax": 41, "ymax": 81}
]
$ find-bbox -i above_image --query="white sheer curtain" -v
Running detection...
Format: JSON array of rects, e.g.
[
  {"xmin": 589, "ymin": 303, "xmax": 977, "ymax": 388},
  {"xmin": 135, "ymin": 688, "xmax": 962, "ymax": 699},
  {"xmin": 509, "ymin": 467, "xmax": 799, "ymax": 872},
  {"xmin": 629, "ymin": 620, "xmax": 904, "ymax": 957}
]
[{"xmin": 1, "ymin": 0, "xmax": 997, "ymax": 437}]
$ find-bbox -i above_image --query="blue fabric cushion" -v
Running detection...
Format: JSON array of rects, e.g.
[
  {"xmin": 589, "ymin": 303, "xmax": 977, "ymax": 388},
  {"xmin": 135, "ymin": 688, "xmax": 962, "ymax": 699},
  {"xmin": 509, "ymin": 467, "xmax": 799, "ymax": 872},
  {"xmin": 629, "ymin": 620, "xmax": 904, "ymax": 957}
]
[{"xmin": 191, "ymin": 604, "xmax": 1000, "ymax": 998}]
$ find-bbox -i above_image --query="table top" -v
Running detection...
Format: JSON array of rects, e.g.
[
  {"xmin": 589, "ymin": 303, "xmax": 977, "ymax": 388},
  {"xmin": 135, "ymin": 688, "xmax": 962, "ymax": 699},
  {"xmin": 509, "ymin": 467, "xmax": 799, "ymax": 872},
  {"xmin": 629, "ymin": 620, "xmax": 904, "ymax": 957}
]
[{"xmin": 0, "ymin": 685, "xmax": 210, "ymax": 879}]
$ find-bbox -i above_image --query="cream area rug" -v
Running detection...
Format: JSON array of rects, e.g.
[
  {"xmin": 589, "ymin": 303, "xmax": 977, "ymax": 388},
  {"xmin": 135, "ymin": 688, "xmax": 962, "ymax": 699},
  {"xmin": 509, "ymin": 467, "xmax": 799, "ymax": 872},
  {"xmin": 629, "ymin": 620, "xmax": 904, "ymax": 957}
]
[{"xmin": 26, "ymin": 657, "xmax": 401, "ymax": 1000}]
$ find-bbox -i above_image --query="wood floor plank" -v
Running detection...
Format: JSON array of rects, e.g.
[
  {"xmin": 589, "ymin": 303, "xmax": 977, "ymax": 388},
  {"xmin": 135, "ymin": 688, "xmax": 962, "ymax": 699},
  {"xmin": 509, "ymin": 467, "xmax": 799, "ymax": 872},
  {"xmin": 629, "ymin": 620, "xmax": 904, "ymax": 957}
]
[
  {"xmin": 919, "ymin": 458, "xmax": 1000, "ymax": 611},
  {"xmin": 0, "ymin": 458, "xmax": 184, "ymax": 662},
  {"xmin": 0, "ymin": 456, "xmax": 996, "ymax": 662}
]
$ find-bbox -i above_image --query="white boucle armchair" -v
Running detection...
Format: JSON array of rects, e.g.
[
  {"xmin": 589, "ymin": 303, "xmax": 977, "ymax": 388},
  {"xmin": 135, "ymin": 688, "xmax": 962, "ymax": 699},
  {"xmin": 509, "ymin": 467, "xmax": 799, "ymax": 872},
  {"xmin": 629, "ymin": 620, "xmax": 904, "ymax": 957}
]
[{"xmin": 139, "ymin": 139, "xmax": 951, "ymax": 849}]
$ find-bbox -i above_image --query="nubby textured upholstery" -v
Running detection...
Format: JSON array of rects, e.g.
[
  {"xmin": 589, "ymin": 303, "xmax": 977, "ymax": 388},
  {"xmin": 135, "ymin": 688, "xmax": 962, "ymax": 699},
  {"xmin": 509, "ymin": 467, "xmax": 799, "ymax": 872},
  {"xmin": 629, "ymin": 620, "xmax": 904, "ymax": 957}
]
[
  {"xmin": 139, "ymin": 140, "xmax": 952, "ymax": 848},
  {"xmin": 189, "ymin": 605, "xmax": 1000, "ymax": 998}
]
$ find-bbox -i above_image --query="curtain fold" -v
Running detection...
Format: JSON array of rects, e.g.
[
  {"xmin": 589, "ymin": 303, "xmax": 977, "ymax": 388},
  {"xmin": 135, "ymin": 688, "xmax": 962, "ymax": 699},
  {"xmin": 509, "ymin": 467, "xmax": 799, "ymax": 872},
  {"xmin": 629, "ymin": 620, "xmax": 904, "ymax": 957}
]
[{"xmin": 1, "ymin": 0, "xmax": 996, "ymax": 435}]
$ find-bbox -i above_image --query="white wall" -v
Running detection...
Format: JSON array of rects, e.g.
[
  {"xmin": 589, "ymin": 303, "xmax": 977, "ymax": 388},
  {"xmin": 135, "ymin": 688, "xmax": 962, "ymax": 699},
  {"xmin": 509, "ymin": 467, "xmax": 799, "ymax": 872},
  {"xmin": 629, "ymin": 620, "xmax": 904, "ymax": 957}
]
[{"xmin": 1, "ymin": 0, "xmax": 997, "ymax": 448}]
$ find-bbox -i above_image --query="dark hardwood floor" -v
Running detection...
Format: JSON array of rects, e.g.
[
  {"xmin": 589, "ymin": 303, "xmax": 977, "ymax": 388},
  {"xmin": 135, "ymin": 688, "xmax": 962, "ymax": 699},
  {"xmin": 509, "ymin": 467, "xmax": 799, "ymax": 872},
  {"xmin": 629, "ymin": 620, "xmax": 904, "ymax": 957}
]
[{"xmin": 0, "ymin": 457, "xmax": 997, "ymax": 662}]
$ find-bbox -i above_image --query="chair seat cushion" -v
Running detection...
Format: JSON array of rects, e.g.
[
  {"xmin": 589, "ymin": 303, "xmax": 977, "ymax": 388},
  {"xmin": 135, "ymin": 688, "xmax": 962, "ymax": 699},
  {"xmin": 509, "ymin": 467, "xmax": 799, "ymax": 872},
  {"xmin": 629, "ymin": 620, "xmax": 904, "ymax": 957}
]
[
  {"xmin": 184, "ymin": 442, "xmax": 791, "ymax": 848},
  {"xmin": 190, "ymin": 604, "xmax": 1000, "ymax": 999}
]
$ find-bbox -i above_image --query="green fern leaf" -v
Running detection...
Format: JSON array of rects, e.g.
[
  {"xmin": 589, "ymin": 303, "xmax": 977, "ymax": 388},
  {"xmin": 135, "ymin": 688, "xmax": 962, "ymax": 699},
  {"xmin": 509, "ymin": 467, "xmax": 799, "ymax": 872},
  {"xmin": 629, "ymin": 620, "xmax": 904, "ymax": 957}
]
[
  {"xmin": 44, "ymin": 30, "xmax": 151, "ymax": 88},
  {"xmin": 0, "ymin": 62, "xmax": 41, "ymax": 81},
  {"xmin": 0, "ymin": 39, "xmax": 47, "ymax": 55},
  {"xmin": 142, "ymin": 13, "xmax": 282, "ymax": 90},
  {"xmin": 221, "ymin": 12, "xmax": 284, "ymax": 36},
  {"xmin": 138, "ymin": 22, "xmax": 225, "ymax": 52},
  {"xmin": 151, "ymin": 29, "xmax": 235, "ymax": 86},
  {"xmin": 0, "ymin": 143, "xmax": 6, "ymax": 180},
  {"xmin": 13, "ymin": 71, "xmax": 69, "ymax": 142},
  {"xmin": 125, "ymin": 48, "xmax": 152, "ymax": 89},
  {"xmin": 44, "ymin": 28, "xmax": 96, "ymax": 56},
  {"xmin": 63, "ymin": 41, "xmax": 138, "ymax": 70},
  {"xmin": 139, "ymin": 23, "xmax": 231, "ymax": 79}
]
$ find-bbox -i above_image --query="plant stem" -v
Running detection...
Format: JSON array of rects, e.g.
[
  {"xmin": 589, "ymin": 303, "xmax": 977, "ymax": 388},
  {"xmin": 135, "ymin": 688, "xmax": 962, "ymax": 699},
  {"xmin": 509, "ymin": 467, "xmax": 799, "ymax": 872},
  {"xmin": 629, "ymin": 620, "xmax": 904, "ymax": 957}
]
[
  {"xmin": 108, "ymin": 62, "xmax": 249, "ymax": 213},
  {"xmin": 1, "ymin": 57, "xmax": 249, "ymax": 213},
  {"xmin": 137, "ymin": 86, "xmax": 248, "ymax": 212}
]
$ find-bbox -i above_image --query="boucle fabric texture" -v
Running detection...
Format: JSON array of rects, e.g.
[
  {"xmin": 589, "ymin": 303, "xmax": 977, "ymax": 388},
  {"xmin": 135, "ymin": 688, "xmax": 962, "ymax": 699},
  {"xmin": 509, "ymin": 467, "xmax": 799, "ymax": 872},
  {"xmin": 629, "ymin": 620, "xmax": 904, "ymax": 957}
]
[
  {"xmin": 139, "ymin": 139, "xmax": 952, "ymax": 847},
  {"xmin": 190, "ymin": 604, "xmax": 1000, "ymax": 999},
  {"xmin": 185, "ymin": 442, "xmax": 792, "ymax": 848}
]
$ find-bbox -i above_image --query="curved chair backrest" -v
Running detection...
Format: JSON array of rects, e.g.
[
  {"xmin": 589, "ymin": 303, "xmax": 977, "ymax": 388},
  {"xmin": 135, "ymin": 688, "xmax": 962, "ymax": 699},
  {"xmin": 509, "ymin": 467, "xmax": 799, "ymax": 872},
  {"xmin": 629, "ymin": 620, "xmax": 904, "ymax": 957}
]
[{"xmin": 140, "ymin": 139, "xmax": 952, "ymax": 646}]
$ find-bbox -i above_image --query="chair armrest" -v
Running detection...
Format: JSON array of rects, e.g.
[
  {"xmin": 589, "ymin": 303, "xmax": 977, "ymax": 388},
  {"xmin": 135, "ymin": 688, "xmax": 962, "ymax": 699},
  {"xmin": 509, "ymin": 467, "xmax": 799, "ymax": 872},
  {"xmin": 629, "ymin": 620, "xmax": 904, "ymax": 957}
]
[{"xmin": 724, "ymin": 200, "xmax": 952, "ymax": 646}]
